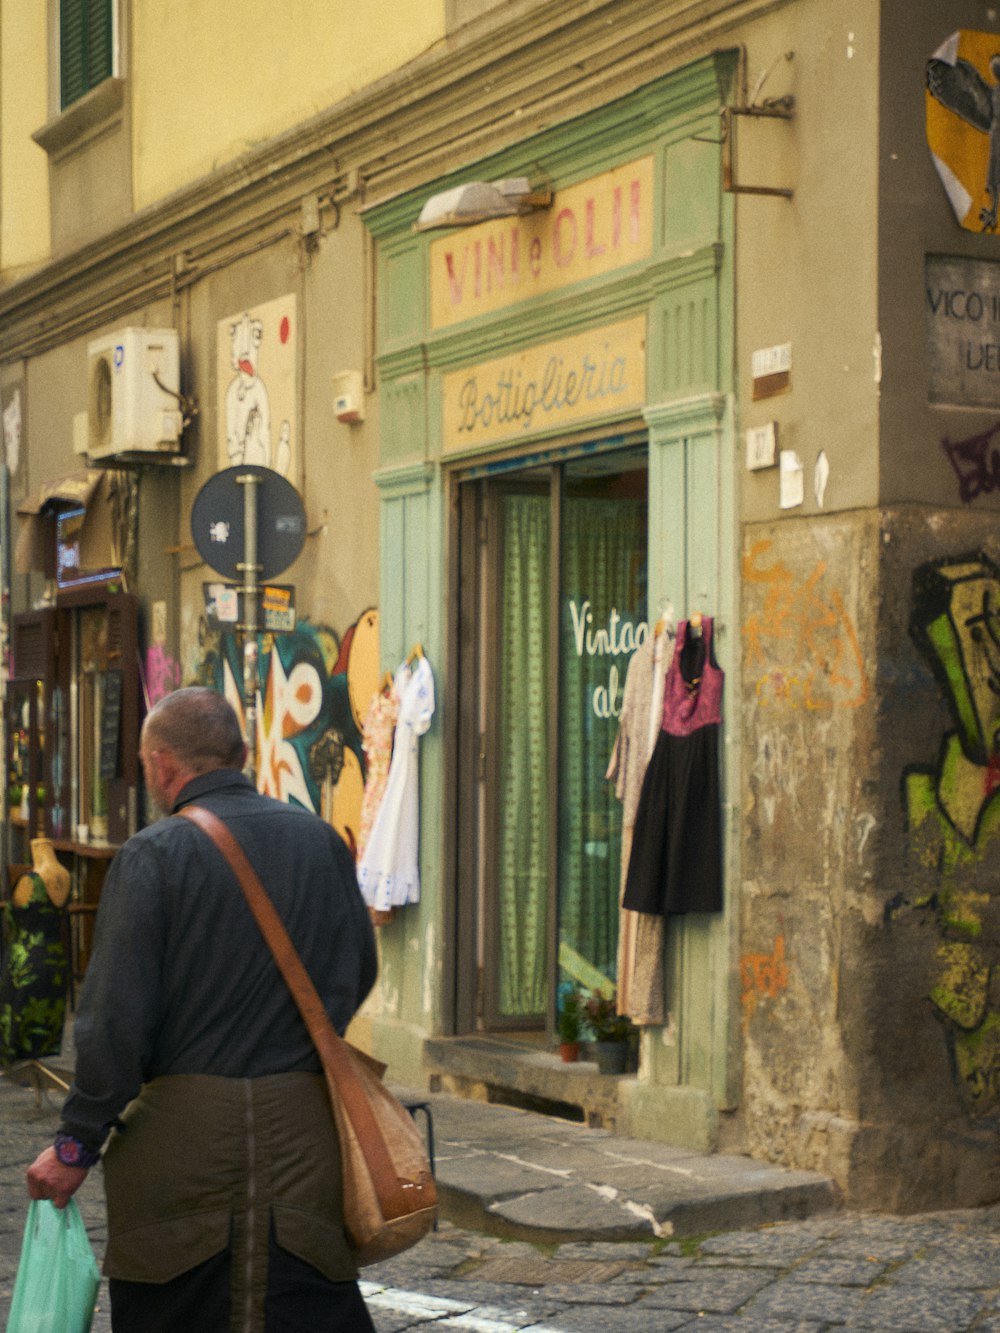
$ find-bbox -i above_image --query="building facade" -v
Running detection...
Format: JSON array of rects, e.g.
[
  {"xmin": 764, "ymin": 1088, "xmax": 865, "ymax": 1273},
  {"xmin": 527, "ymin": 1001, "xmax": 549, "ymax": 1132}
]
[{"xmin": 1, "ymin": 0, "xmax": 998, "ymax": 1211}]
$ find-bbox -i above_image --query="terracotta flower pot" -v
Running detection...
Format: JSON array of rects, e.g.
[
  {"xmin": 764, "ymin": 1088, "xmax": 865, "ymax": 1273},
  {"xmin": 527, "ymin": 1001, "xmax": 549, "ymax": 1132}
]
[{"xmin": 559, "ymin": 1041, "xmax": 581, "ymax": 1063}]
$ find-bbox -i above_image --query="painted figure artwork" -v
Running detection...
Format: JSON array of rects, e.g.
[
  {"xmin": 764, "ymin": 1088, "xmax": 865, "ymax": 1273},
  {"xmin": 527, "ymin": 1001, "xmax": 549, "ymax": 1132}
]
[
  {"xmin": 927, "ymin": 30, "xmax": 1000, "ymax": 232},
  {"xmin": 217, "ymin": 295, "xmax": 296, "ymax": 476}
]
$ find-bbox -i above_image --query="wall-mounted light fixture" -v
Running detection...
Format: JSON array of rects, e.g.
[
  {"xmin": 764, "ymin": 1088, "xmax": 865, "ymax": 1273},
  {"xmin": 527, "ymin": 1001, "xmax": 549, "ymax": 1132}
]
[{"xmin": 414, "ymin": 177, "xmax": 552, "ymax": 231}]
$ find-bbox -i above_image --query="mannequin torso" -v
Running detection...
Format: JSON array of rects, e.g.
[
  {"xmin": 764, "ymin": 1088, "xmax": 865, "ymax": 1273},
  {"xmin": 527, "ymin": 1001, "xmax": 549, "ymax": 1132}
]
[{"xmin": 14, "ymin": 840, "xmax": 71, "ymax": 910}]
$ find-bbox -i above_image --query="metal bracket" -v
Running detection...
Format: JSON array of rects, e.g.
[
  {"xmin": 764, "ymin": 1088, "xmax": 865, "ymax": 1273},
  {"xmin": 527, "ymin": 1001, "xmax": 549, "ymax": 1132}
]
[{"xmin": 722, "ymin": 97, "xmax": 795, "ymax": 199}]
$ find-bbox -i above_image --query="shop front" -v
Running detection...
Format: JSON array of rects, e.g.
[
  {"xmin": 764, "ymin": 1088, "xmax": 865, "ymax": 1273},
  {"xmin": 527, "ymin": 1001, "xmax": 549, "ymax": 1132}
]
[
  {"xmin": 6, "ymin": 470, "xmax": 141, "ymax": 991},
  {"xmin": 365, "ymin": 54, "xmax": 740, "ymax": 1149}
]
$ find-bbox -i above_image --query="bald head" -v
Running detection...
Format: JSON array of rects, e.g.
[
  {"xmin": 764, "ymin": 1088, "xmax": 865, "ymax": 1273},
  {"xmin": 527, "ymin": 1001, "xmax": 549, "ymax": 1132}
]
[{"xmin": 141, "ymin": 689, "xmax": 246, "ymax": 811}]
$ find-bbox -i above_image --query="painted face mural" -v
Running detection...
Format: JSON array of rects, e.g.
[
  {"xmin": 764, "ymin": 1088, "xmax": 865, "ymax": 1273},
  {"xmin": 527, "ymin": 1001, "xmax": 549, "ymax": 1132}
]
[
  {"xmin": 927, "ymin": 31, "xmax": 1000, "ymax": 233},
  {"xmin": 194, "ymin": 609, "xmax": 380, "ymax": 855},
  {"xmin": 902, "ymin": 554, "xmax": 1000, "ymax": 1115}
]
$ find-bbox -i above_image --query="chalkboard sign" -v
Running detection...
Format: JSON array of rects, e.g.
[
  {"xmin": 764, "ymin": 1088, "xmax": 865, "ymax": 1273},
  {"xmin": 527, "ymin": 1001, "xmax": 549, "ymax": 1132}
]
[{"xmin": 99, "ymin": 671, "xmax": 123, "ymax": 781}]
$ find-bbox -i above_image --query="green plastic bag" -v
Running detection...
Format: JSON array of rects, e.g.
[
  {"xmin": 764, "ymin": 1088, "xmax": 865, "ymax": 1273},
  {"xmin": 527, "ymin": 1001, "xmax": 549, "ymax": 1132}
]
[{"xmin": 5, "ymin": 1199, "xmax": 100, "ymax": 1333}]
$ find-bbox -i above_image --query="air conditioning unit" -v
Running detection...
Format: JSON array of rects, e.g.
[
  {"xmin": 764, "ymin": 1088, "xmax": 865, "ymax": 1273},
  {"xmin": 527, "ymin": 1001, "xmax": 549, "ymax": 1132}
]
[{"xmin": 87, "ymin": 327, "xmax": 183, "ymax": 461}]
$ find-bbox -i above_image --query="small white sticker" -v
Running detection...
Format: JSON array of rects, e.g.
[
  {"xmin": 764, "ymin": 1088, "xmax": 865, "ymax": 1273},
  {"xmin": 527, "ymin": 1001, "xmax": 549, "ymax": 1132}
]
[
  {"xmin": 752, "ymin": 343, "xmax": 792, "ymax": 379},
  {"xmin": 779, "ymin": 450, "xmax": 804, "ymax": 509},
  {"xmin": 814, "ymin": 451, "xmax": 830, "ymax": 508},
  {"xmin": 746, "ymin": 422, "xmax": 778, "ymax": 470},
  {"xmin": 211, "ymin": 585, "xmax": 239, "ymax": 623}
]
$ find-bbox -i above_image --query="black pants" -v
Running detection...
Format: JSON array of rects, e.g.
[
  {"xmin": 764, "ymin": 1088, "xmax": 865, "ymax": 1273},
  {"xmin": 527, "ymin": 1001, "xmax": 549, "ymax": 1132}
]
[{"xmin": 108, "ymin": 1226, "xmax": 374, "ymax": 1332}]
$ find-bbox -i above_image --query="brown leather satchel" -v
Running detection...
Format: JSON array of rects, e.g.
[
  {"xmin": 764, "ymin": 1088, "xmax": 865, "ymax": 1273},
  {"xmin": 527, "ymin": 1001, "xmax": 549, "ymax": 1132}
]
[{"xmin": 179, "ymin": 804, "xmax": 438, "ymax": 1265}]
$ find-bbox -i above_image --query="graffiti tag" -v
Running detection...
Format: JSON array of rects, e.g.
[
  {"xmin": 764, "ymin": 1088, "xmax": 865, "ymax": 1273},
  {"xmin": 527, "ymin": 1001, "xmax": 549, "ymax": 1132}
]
[
  {"xmin": 145, "ymin": 644, "xmax": 181, "ymax": 707},
  {"xmin": 941, "ymin": 420, "xmax": 1000, "ymax": 504},
  {"xmin": 740, "ymin": 935, "xmax": 789, "ymax": 1028}
]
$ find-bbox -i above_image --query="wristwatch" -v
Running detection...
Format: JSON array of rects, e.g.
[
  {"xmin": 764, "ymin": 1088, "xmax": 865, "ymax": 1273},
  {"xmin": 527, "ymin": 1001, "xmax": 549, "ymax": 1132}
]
[{"xmin": 53, "ymin": 1132, "xmax": 101, "ymax": 1169}]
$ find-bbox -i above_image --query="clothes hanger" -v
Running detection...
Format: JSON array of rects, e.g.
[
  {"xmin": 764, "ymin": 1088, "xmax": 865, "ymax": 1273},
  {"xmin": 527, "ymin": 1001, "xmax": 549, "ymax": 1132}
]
[
  {"xmin": 406, "ymin": 642, "xmax": 424, "ymax": 666},
  {"xmin": 381, "ymin": 671, "xmax": 394, "ymax": 694},
  {"xmin": 688, "ymin": 611, "xmax": 703, "ymax": 638},
  {"xmin": 652, "ymin": 601, "xmax": 675, "ymax": 639}
]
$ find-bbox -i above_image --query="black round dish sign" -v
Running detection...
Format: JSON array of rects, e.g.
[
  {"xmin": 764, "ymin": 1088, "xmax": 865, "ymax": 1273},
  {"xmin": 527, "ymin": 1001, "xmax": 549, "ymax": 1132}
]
[{"xmin": 191, "ymin": 465, "xmax": 306, "ymax": 581}]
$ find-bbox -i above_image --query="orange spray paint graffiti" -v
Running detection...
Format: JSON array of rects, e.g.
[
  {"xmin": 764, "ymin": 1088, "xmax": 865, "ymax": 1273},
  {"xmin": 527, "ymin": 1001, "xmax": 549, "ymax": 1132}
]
[
  {"xmin": 743, "ymin": 540, "xmax": 870, "ymax": 709},
  {"xmin": 740, "ymin": 935, "xmax": 790, "ymax": 1028}
]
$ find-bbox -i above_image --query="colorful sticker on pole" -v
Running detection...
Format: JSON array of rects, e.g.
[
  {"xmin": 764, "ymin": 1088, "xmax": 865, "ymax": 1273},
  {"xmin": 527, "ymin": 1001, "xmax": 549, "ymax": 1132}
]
[{"xmin": 927, "ymin": 30, "xmax": 1000, "ymax": 232}]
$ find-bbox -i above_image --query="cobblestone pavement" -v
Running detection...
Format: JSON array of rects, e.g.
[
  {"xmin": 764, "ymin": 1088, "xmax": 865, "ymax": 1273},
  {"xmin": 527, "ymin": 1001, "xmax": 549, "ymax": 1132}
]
[{"xmin": 3, "ymin": 1075, "xmax": 999, "ymax": 1332}]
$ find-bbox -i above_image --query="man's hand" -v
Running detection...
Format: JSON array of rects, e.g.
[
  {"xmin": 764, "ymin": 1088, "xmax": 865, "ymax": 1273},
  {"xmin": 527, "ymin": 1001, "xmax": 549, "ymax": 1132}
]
[{"xmin": 26, "ymin": 1147, "xmax": 88, "ymax": 1210}]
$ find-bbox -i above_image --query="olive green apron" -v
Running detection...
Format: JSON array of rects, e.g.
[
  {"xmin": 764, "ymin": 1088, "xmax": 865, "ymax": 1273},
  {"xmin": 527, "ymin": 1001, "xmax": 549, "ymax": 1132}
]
[{"xmin": 102, "ymin": 1072, "xmax": 356, "ymax": 1331}]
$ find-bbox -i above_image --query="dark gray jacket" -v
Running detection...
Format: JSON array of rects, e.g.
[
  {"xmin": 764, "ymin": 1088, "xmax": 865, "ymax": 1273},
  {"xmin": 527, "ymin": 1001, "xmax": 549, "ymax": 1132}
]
[{"xmin": 62, "ymin": 768, "xmax": 377, "ymax": 1151}]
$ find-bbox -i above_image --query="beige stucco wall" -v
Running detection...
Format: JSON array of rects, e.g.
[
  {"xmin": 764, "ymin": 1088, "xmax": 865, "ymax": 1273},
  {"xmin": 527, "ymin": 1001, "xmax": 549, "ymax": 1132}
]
[
  {"xmin": 877, "ymin": 0, "xmax": 1000, "ymax": 509},
  {"xmin": 737, "ymin": 1, "xmax": 881, "ymax": 523},
  {"xmin": 130, "ymin": 0, "xmax": 446, "ymax": 210},
  {"xmin": 0, "ymin": 2, "xmax": 51, "ymax": 278},
  {"xmin": 173, "ymin": 214, "xmax": 380, "ymax": 674}
]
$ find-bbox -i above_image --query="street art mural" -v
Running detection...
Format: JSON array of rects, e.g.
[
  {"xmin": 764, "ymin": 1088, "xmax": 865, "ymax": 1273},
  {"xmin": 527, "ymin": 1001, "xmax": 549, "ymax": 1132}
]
[
  {"xmin": 216, "ymin": 295, "xmax": 296, "ymax": 477},
  {"xmin": 742, "ymin": 539, "xmax": 870, "ymax": 710},
  {"xmin": 192, "ymin": 607, "xmax": 380, "ymax": 853},
  {"xmin": 899, "ymin": 553, "xmax": 1000, "ymax": 1114},
  {"xmin": 927, "ymin": 30, "xmax": 1000, "ymax": 233}
]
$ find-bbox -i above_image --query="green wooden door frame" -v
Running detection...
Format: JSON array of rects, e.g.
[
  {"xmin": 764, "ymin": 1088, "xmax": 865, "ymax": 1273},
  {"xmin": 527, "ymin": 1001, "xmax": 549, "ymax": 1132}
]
[{"xmin": 368, "ymin": 54, "xmax": 739, "ymax": 1134}]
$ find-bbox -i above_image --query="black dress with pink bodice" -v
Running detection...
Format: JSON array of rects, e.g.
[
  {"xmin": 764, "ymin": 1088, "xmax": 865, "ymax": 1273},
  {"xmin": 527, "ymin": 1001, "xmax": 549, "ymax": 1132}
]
[{"xmin": 623, "ymin": 616, "xmax": 724, "ymax": 916}]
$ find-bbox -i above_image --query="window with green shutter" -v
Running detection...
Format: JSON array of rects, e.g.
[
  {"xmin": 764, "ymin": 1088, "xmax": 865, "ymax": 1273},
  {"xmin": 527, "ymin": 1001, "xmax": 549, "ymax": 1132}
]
[{"xmin": 60, "ymin": 0, "xmax": 114, "ymax": 110}]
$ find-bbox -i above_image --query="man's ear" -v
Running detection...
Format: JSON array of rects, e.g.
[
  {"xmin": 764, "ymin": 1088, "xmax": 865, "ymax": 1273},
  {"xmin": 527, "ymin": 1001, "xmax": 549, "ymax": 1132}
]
[{"xmin": 153, "ymin": 747, "xmax": 182, "ymax": 790}]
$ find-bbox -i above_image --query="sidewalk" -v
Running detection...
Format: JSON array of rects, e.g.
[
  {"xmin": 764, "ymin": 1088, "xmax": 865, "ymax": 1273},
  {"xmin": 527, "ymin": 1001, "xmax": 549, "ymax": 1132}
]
[
  {"xmin": 392, "ymin": 1086, "xmax": 837, "ymax": 1243},
  {"xmin": 10, "ymin": 1019, "xmax": 838, "ymax": 1248}
]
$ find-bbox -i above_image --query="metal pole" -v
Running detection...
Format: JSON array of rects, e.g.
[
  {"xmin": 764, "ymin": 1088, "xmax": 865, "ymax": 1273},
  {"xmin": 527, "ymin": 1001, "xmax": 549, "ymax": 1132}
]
[{"xmin": 236, "ymin": 472, "xmax": 261, "ymax": 783}]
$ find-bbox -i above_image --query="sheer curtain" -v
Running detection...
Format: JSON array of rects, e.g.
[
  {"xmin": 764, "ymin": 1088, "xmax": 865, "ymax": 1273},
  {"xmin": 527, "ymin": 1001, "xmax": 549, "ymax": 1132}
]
[
  {"xmin": 497, "ymin": 495, "xmax": 550, "ymax": 1017},
  {"xmin": 559, "ymin": 497, "xmax": 646, "ymax": 988}
]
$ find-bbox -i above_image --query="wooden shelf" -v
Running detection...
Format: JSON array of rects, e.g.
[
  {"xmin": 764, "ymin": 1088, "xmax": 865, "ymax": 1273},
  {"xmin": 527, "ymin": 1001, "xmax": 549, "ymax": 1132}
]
[{"xmin": 48, "ymin": 838, "xmax": 119, "ymax": 859}]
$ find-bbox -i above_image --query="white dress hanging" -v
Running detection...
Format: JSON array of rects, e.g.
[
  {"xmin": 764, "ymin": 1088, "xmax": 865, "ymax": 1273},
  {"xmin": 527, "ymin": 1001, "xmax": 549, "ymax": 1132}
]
[{"xmin": 357, "ymin": 655, "xmax": 435, "ymax": 912}]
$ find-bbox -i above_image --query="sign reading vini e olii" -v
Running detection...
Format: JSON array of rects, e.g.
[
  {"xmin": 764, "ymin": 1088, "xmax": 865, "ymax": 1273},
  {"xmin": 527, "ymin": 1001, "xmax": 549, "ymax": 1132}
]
[
  {"xmin": 430, "ymin": 157, "xmax": 653, "ymax": 328},
  {"xmin": 434, "ymin": 155, "xmax": 653, "ymax": 454}
]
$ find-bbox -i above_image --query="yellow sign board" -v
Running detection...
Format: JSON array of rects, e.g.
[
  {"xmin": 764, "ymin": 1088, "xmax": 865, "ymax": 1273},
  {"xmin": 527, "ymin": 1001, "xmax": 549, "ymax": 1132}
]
[
  {"xmin": 430, "ymin": 157, "xmax": 654, "ymax": 329},
  {"xmin": 442, "ymin": 316, "xmax": 647, "ymax": 455}
]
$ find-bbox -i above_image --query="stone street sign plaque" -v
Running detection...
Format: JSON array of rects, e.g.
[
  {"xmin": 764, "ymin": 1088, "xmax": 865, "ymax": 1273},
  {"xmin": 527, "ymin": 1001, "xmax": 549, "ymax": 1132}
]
[{"xmin": 927, "ymin": 254, "xmax": 1000, "ymax": 408}]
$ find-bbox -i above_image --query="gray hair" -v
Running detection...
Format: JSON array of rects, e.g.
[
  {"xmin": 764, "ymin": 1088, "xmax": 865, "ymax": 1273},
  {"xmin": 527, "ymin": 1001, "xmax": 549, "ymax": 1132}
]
[{"xmin": 142, "ymin": 687, "xmax": 245, "ymax": 773}]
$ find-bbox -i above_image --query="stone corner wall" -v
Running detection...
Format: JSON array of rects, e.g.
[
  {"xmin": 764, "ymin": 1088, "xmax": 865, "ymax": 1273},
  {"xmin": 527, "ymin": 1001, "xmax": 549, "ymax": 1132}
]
[{"xmin": 739, "ymin": 508, "xmax": 1000, "ymax": 1211}]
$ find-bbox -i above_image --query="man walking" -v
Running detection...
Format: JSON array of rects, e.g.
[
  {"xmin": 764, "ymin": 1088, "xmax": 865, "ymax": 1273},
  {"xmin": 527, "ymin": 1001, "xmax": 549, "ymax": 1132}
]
[{"xmin": 27, "ymin": 687, "xmax": 378, "ymax": 1332}]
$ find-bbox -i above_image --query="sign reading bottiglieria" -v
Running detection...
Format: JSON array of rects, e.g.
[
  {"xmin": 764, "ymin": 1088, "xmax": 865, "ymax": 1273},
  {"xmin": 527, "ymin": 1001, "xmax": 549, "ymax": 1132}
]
[{"xmin": 442, "ymin": 316, "xmax": 646, "ymax": 454}]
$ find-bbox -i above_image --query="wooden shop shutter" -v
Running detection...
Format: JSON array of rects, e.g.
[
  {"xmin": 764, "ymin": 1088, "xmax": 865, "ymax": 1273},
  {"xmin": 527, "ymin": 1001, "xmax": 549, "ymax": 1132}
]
[{"xmin": 11, "ymin": 609, "xmax": 56, "ymax": 684}]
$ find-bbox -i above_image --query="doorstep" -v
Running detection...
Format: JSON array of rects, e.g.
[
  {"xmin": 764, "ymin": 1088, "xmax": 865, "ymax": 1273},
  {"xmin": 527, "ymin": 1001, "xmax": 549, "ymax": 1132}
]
[{"xmin": 423, "ymin": 1034, "xmax": 632, "ymax": 1129}]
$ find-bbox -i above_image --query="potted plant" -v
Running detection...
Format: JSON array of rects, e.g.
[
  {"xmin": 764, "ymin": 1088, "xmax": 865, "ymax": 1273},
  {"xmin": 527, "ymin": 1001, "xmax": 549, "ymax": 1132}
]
[
  {"xmin": 584, "ymin": 988, "xmax": 633, "ymax": 1074},
  {"xmin": 557, "ymin": 987, "xmax": 583, "ymax": 1062}
]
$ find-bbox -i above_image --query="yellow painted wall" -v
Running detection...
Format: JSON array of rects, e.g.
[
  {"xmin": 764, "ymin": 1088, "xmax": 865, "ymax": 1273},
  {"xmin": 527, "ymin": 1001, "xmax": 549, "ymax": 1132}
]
[
  {"xmin": 0, "ymin": 1, "xmax": 51, "ymax": 278},
  {"xmin": 131, "ymin": 0, "xmax": 446, "ymax": 210}
]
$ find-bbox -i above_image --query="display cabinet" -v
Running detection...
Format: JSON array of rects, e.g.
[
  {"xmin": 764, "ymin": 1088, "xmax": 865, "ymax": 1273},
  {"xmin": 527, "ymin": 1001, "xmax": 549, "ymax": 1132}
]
[
  {"xmin": 7, "ymin": 588, "xmax": 140, "ymax": 981},
  {"xmin": 6, "ymin": 608, "xmax": 56, "ymax": 853}
]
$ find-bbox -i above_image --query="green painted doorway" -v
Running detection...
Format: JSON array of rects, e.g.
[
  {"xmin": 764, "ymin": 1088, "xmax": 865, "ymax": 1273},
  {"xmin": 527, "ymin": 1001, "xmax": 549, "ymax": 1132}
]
[{"xmin": 452, "ymin": 442, "xmax": 649, "ymax": 1037}]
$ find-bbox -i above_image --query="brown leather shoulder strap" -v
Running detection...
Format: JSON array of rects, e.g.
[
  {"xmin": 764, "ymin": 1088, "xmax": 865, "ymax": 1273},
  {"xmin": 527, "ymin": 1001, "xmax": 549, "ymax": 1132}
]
[{"xmin": 177, "ymin": 804, "xmax": 405, "ymax": 1212}]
